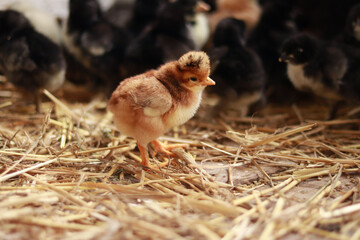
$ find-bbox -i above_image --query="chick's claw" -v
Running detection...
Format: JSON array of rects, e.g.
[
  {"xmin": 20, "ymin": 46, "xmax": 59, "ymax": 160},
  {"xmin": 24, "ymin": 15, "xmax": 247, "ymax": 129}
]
[
  {"xmin": 151, "ymin": 140, "xmax": 189, "ymax": 158},
  {"xmin": 137, "ymin": 142, "xmax": 170, "ymax": 170}
]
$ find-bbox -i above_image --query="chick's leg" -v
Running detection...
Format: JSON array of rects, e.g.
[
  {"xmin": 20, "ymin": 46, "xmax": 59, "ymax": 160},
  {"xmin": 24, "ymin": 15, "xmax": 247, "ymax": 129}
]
[
  {"xmin": 137, "ymin": 142, "xmax": 169, "ymax": 169},
  {"xmin": 137, "ymin": 142, "xmax": 150, "ymax": 167},
  {"xmin": 151, "ymin": 140, "xmax": 188, "ymax": 157}
]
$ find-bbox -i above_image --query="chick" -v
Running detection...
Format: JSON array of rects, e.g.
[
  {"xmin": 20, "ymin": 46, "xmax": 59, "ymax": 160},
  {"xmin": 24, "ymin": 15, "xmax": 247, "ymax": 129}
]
[
  {"xmin": 279, "ymin": 33, "xmax": 360, "ymax": 109},
  {"xmin": 108, "ymin": 51, "xmax": 215, "ymax": 168},
  {"xmin": 0, "ymin": 10, "xmax": 66, "ymax": 112},
  {"xmin": 209, "ymin": 18, "xmax": 265, "ymax": 116},
  {"xmin": 247, "ymin": 0, "xmax": 299, "ymax": 103},
  {"xmin": 105, "ymin": 0, "xmax": 135, "ymax": 29},
  {"xmin": 123, "ymin": 0, "xmax": 199, "ymax": 77},
  {"xmin": 183, "ymin": 0, "xmax": 211, "ymax": 50},
  {"xmin": 7, "ymin": 1, "xmax": 62, "ymax": 45},
  {"xmin": 63, "ymin": 0, "xmax": 130, "ymax": 94}
]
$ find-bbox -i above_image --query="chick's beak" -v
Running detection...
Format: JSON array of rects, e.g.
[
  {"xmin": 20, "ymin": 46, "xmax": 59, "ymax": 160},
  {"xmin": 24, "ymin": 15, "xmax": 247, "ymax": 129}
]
[
  {"xmin": 278, "ymin": 53, "xmax": 293, "ymax": 63},
  {"xmin": 195, "ymin": 1, "xmax": 210, "ymax": 12},
  {"xmin": 203, "ymin": 77, "xmax": 216, "ymax": 86}
]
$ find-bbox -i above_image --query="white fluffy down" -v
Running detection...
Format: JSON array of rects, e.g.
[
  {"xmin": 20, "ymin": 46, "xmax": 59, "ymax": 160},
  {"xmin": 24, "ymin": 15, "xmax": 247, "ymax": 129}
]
[
  {"xmin": 8, "ymin": 1, "xmax": 62, "ymax": 45},
  {"xmin": 287, "ymin": 64, "xmax": 343, "ymax": 100}
]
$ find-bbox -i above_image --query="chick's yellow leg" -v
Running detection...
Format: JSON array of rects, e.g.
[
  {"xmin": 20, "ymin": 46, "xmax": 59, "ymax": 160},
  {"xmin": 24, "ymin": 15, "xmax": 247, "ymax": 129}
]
[
  {"xmin": 137, "ymin": 143, "xmax": 151, "ymax": 167},
  {"xmin": 151, "ymin": 140, "xmax": 188, "ymax": 157},
  {"xmin": 137, "ymin": 142, "xmax": 169, "ymax": 169}
]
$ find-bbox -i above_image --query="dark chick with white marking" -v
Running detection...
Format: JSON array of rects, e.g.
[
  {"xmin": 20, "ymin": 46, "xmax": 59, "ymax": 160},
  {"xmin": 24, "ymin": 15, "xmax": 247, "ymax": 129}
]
[
  {"xmin": 209, "ymin": 18, "xmax": 266, "ymax": 116},
  {"xmin": 247, "ymin": 0, "xmax": 299, "ymax": 103},
  {"xmin": 64, "ymin": 0, "xmax": 130, "ymax": 94},
  {"xmin": 0, "ymin": 10, "xmax": 66, "ymax": 112},
  {"xmin": 279, "ymin": 33, "xmax": 360, "ymax": 116},
  {"xmin": 123, "ymin": 0, "xmax": 198, "ymax": 77},
  {"xmin": 8, "ymin": 1, "xmax": 62, "ymax": 45}
]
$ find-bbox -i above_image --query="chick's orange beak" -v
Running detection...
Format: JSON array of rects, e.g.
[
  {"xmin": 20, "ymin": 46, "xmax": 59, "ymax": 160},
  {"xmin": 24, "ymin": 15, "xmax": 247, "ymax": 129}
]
[
  {"xmin": 203, "ymin": 77, "xmax": 215, "ymax": 86},
  {"xmin": 195, "ymin": 1, "xmax": 210, "ymax": 12}
]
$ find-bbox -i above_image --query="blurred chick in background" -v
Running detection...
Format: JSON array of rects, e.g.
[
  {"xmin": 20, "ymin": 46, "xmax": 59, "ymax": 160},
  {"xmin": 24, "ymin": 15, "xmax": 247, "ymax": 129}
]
[
  {"xmin": 279, "ymin": 33, "xmax": 360, "ymax": 116},
  {"xmin": 63, "ymin": 0, "xmax": 130, "ymax": 94},
  {"xmin": 0, "ymin": 10, "xmax": 66, "ymax": 112},
  {"xmin": 7, "ymin": 1, "xmax": 63, "ymax": 45},
  {"xmin": 105, "ymin": 0, "xmax": 135, "ymax": 29},
  {"xmin": 108, "ymin": 51, "xmax": 215, "ymax": 169},
  {"xmin": 123, "ymin": 0, "xmax": 201, "ymax": 77},
  {"xmin": 209, "ymin": 18, "xmax": 265, "ymax": 116},
  {"xmin": 184, "ymin": 0, "xmax": 211, "ymax": 50},
  {"xmin": 107, "ymin": 0, "xmax": 210, "ymax": 49},
  {"xmin": 247, "ymin": 0, "xmax": 299, "ymax": 103}
]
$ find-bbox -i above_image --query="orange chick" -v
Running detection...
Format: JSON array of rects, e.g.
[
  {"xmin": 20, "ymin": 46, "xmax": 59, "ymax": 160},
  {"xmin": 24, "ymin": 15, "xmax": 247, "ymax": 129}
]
[{"xmin": 108, "ymin": 51, "xmax": 215, "ymax": 168}]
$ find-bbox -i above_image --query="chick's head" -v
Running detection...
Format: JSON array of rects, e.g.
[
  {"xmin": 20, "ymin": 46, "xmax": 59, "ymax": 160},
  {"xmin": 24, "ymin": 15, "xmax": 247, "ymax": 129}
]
[
  {"xmin": 279, "ymin": 34, "xmax": 319, "ymax": 65},
  {"xmin": 0, "ymin": 10, "xmax": 31, "ymax": 37},
  {"xmin": 176, "ymin": 51, "xmax": 215, "ymax": 91},
  {"xmin": 69, "ymin": 0, "xmax": 102, "ymax": 27}
]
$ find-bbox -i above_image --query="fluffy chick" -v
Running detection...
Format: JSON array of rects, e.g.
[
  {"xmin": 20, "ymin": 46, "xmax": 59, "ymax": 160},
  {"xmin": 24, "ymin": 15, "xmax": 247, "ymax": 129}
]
[
  {"xmin": 108, "ymin": 51, "xmax": 215, "ymax": 168},
  {"xmin": 0, "ymin": 10, "xmax": 66, "ymax": 112},
  {"xmin": 123, "ymin": 0, "xmax": 199, "ymax": 77},
  {"xmin": 63, "ymin": 0, "xmax": 130, "ymax": 93},
  {"xmin": 247, "ymin": 0, "xmax": 299, "ymax": 103},
  {"xmin": 182, "ymin": 0, "xmax": 211, "ymax": 50},
  {"xmin": 279, "ymin": 33, "xmax": 360, "ymax": 110},
  {"xmin": 8, "ymin": 1, "xmax": 62, "ymax": 45},
  {"xmin": 209, "ymin": 18, "xmax": 265, "ymax": 116}
]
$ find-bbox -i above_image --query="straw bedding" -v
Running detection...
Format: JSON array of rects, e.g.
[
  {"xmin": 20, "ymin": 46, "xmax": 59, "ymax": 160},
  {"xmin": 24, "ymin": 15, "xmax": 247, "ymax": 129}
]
[{"xmin": 0, "ymin": 81, "xmax": 359, "ymax": 240}]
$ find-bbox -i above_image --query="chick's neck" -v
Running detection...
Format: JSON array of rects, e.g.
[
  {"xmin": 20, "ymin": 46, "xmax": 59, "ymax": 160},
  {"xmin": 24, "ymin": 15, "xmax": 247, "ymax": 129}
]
[{"xmin": 154, "ymin": 63, "xmax": 192, "ymax": 104}]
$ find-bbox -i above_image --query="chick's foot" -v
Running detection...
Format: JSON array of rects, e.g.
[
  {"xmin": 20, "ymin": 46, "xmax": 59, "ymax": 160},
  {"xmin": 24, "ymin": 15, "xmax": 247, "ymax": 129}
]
[
  {"xmin": 151, "ymin": 140, "xmax": 189, "ymax": 158},
  {"xmin": 137, "ymin": 142, "xmax": 170, "ymax": 169}
]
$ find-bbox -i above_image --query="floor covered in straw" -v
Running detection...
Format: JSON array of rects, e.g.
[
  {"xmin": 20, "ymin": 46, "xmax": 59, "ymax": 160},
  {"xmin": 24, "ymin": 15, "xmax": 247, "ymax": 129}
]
[{"xmin": 0, "ymin": 81, "xmax": 359, "ymax": 240}]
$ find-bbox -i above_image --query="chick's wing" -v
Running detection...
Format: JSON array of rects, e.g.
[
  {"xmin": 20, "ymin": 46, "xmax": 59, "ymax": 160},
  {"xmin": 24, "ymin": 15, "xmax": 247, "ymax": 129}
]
[{"xmin": 110, "ymin": 74, "xmax": 173, "ymax": 117}]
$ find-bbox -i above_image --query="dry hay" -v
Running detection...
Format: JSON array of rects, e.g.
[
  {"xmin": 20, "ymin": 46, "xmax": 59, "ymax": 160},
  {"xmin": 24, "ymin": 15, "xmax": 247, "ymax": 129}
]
[{"xmin": 0, "ymin": 81, "xmax": 360, "ymax": 240}]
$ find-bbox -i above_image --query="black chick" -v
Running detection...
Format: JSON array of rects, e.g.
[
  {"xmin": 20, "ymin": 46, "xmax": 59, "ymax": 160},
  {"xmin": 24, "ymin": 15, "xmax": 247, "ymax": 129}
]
[
  {"xmin": 209, "ymin": 18, "xmax": 266, "ymax": 116},
  {"xmin": 279, "ymin": 33, "xmax": 360, "ymax": 108},
  {"xmin": 123, "ymin": 0, "xmax": 197, "ymax": 77},
  {"xmin": 0, "ymin": 10, "xmax": 66, "ymax": 112},
  {"xmin": 342, "ymin": 3, "xmax": 360, "ymax": 48},
  {"xmin": 63, "ymin": 0, "xmax": 130, "ymax": 94},
  {"xmin": 247, "ymin": 0, "xmax": 300, "ymax": 103},
  {"xmin": 106, "ymin": 0, "xmax": 164, "ymax": 38},
  {"xmin": 126, "ymin": 0, "xmax": 165, "ymax": 37},
  {"xmin": 105, "ymin": 0, "xmax": 135, "ymax": 29}
]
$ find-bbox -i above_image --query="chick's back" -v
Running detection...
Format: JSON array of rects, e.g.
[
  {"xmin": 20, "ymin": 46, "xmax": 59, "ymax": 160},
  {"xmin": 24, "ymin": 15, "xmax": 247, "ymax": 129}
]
[{"xmin": 108, "ymin": 71, "xmax": 172, "ymax": 145}]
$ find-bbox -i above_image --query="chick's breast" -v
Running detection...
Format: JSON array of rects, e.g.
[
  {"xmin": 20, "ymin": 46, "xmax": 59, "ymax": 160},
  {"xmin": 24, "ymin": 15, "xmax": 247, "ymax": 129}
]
[{"xmin": 108, "ymin": 72, "xmax": 173, "ymax": 146}]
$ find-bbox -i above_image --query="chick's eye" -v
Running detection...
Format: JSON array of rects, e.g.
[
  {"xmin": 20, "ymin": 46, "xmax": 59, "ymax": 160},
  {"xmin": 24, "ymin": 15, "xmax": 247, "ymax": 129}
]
[{"xmin": 189, "ymin": 77, "xmax": 197, "ymax": 82}]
